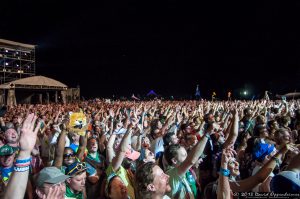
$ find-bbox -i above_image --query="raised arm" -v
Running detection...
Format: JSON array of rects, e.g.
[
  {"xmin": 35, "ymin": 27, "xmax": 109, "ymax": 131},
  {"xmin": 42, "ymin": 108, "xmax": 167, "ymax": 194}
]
[
  {"xmin": 76, "ymin": 133, "xmax": 88, "ymax": 161},
  {"xmin": 4, "ymin": 113, "xmax": 41, "ymax": 199},
  {"xmin": 0, "ymin": 117, "xmax": 5, "ymax": 129},
  {"xmin": 53, "ymin": 124, "xmax": 67, "ymax": 168},
  {"xmin": 218, "ymin": 146, "xmax": 235, "ymax": 199},
  {"xmin": 177, "ymin": 123, "xmax": 213, "ymax": 177},
  {"xmin": 98, "ymin": 133, "xmax": 106, "ymax": 153},
  {"xmin": 223, "ymin": 109, "xmax": 239, "ymax": 149},
  {"xmin": 109, "ymin": 109, "xmax": 115, "ymax": 135},
  {"xmin": 161, "ymin": 112, "xmax": 175, "ymax": 136},
  {"xmin": 53, "ymin": 109, "xmax": 61, "ymax": 124},
  {"xmin": 230, "ymin": 144, "xmax": 290, "ymax": 192},
  {"xmin": 106, "ymin": 133, "xmax": 117, "ymax": 163},
  {"xmin": 111, "ymin": 127, "xmax": 133, "ymax": 171}
]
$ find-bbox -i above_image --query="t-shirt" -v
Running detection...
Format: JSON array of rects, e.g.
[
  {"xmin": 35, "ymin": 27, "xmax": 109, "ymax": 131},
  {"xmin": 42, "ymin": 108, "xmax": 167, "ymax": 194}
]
[
  {"xmin": 106, "ymin": 163, "xmax": 135, "ymax": 199},
  {"xmin": 85, "ymin": 152, "xmax": 105, "ymax": 198},
  {"xmin": 186, "ymin": 170, "xmax": 198, "ymax": 198},
  {"xmin": 251, "ymin": 165, "xmax": 274, "ymax": 192},
  {"xmin": 0, "ymin": 166, "xmax": 13, "ymax": 184},
  {"xmin": 166, "ymin": 167, "xmax": 194, "ymax": 199},
  {"xmin": 85, "ymin": 153, "xmax": 102, "ymax": 176},
  {"xmin": 86, "ymin": 152, "xmax": 100, "ymax": 162},
  {"xmin": 65, "ymin": 184, "xmax": 83, "ymax": 199},
  {"xmin": 150, "ymin": 137, "xmax": 164, "ymax": 158}
]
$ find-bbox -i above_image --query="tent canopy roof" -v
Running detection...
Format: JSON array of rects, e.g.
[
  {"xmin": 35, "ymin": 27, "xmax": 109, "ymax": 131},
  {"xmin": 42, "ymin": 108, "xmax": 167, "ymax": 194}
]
[
  {"xmin": 0, "ymin": 76, "xmax": 68, "ymax": 90},
  {"xmin": 0, "ymin": 38, "xmax": 35, "ymax": 49},
  {"xmin": 147, "ymin": 90, "xmax": 158, "ymax": 96}
]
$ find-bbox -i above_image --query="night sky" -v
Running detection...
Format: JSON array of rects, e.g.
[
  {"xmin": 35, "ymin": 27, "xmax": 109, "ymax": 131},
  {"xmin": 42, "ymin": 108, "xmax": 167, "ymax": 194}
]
[{"xmin": 1, "ymin": 1, "xmax": 300, "ymax": 99}]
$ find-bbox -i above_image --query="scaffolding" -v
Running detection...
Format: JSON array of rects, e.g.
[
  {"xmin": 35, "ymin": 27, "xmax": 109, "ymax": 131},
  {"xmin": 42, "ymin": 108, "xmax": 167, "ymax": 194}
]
[{"xmin": 0, "ymin": 39, "xmax": 36, "ymax": 84}]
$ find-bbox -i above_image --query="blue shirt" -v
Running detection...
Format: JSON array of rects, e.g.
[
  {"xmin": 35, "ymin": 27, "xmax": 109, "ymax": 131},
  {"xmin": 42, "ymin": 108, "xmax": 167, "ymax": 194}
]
[{"xmin": 0, "ymin": 166, "xmax": 14, "ymax": 183}]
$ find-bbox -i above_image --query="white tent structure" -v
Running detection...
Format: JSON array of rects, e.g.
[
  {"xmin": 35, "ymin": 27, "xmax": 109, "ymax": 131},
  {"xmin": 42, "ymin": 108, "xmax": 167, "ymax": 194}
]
[
  {"xmin": 0, "ymin": 75, "xmax": 67, "ymax": 89},
  {"xmin": 0, "ymin": 76, "xmax": 68, "ymax": 105}
]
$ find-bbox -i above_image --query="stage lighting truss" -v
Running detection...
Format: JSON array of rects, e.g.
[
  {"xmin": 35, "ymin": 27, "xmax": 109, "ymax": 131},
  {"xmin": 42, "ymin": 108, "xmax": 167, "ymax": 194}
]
[{"xmin": 0, "ymin": 39, "xmax": 36, "ymax": 84}]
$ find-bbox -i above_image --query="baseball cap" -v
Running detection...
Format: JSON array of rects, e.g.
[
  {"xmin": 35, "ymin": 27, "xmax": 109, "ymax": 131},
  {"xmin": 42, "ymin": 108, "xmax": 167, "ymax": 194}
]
[
  {"xmin": 65, "ymin": 161, "xmax": 87, "ymax": 176},
  {"xmin": 0, "ymin": 145, "xmax": 18, "ymax": 156},
  {"xmin": 36, "ymin": 167, "xmax": 70, "ymax": 188},
  {"xmin": 252, "ymin": 142, "xmax": 275, "ymax": 162},
  {"xmin": 271, "ymin": 171, "xmax": 300, "ymax": 193}
]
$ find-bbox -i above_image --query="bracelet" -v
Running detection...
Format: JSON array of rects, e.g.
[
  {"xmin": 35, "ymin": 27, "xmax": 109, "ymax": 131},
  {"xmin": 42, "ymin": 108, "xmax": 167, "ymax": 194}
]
[
  {"xmin": 15, "ymin": 162, "xmax": 31, "ymax": 167},
  {"xmin": 15, "ymin": 157, "xmax": 32, "ymax": 164},
  {"xmin": 14, "ymin": 166, "xmax": 30, "ymax": 172},
  {"xmin": 219, "ymin": 167, "xmax": 230, "ymax": 177}
]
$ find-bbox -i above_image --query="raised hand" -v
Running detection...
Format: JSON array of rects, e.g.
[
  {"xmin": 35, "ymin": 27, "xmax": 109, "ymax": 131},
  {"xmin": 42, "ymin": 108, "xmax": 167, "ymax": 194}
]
[
  {"xmin": 176, "ymin": 112, "xmax": 183, "ymax": 124},
  {"xmin": 221, "ymin": 146, "xmax": 236, "ymax": 166},
  {"xmin": 19, "ymin": 113, "xmax": 42, "ymax": 154},
  {"xmin": 130, "ymin": 117, "xmax": 139, "ymax": 127},
  {"xmin": 42, "ymin": 186, "xmax": 62, "ymax": 199},
  {"xmin": 17, "ymin": 116, "xmax": 23, "ymax": 125},
  {"xmin": 109, "ymin": 109, "xmax": 115, "ymax": 118}
]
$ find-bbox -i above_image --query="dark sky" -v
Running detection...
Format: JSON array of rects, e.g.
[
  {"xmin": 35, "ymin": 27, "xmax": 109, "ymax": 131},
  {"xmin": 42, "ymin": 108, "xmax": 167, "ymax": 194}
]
[{"xmin": 1, "ymin": 1, "xmax": 300, "ymax": 99}]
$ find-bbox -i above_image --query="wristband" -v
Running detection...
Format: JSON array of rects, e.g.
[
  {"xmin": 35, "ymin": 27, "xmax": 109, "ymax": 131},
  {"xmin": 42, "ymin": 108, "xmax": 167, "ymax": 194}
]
[
  {"xmin": 15, "ymin": 162, "xmax": 31, "ymax": 167},
  {"xmin": 219, "ymin": 167, "xmax": 230, "ymax": 177},
  {"xmin": 14, "ymin": 166, "xmax": 30, "ymax": 172},
  {"xmin": 15, "ymin": 157, "xmax": 32, "ymax": 164}
]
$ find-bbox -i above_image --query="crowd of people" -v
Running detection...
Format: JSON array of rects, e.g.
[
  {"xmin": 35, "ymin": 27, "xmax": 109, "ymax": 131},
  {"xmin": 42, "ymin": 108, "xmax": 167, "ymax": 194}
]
[{"xmin": 0, "ymin": 97, "xmax": 300, "ymax": 199}]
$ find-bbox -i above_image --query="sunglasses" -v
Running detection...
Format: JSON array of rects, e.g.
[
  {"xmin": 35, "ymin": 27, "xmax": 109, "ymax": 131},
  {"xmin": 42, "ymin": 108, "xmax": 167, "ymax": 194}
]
[
  {"xmin": 63, "ymin": 153, "xmax": 76, "ymax": 159},
  {"xmin": 67, "ymin": 162, "xmax": 87, "ymax": 175}
]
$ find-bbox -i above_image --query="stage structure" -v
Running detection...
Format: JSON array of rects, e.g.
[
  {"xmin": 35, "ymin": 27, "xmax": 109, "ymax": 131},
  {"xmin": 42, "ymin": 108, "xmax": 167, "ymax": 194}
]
[
  {"xmin": 0, "ymin": 76, "xmax": 73, "ymax": 105},
  {"xmin": 0, "ymin": 39, "xmax": 80, "ymax": 106},
  {"xmin": 0, "ymin": 39, "xmax": 36, "ymax": 84}
]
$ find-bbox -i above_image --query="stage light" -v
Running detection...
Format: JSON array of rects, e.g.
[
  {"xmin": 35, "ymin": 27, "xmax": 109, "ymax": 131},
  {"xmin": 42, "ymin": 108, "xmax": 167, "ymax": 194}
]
[
  {"xmin": 5, "ymin": 50, "xmax": 8, "ymax": 53},
  {"xmin": 5, "ymin": 62, "xmax": 8, "ymax": 66},
  {"xmin": 16, "ymin": 64, "xmax": 19, "ymax": 67},
  {"xmin": 243, "ymin": 91, "xmax": 248, "ymax": 95}
]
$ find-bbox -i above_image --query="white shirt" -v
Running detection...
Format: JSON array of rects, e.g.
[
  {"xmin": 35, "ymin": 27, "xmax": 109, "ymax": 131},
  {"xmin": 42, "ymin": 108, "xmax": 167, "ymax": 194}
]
[{"xmin": 251, "ymin": 165, "xmax": 274, "ymax": 192}]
